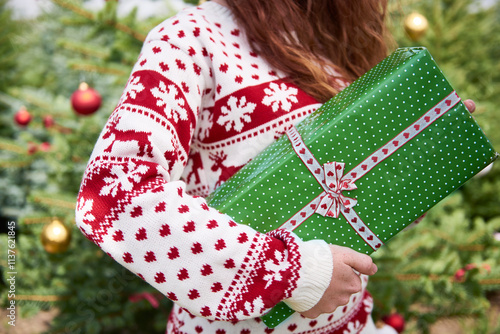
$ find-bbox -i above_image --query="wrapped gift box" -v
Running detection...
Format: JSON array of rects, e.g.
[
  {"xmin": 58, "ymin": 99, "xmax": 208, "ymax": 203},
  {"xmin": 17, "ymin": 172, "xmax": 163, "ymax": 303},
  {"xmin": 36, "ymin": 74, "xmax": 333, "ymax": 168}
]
[{"xmin": 206, "ymin": 47, "xmax": 498, "ymax": 328}]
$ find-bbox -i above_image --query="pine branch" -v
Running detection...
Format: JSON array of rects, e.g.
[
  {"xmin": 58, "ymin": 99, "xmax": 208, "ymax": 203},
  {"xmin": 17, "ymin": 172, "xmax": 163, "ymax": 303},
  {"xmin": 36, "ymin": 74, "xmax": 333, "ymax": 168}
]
[
  {"xmin": 32, "ymin": 196, "xmax": 75, "ymax": 211},
  {"xmin": 0, "ymin": 140, "xmax": 26, "ymax": 154},
  {"xmin": 57, "ymin": 39, "xmax": 108, "ymax": 59},
  {"xmin": 465, "ymin": 225, "xmax": 490, "ymax": 245},
  {"xmin": 111, "ymin": 20, "xmax": 147, "ymax": 42},
  {"xmin": 50, "ymin": 0, "xmax": 94, "ymax": 20},
  {"xmin": 7, "ymin": 88, "xmax": 54, "ymax": 112},
  {"xmin": 371, "ymin": 274, "xmax": 500, "ymax": 288},
  {"xmin": 0, "ymin": 160, "xmax": 33, "ymax": 168},
  {"xmin": 68, "ymin": 62, "xmax": 128, "ymax": 76},
  {"xmin": 50, "ymin": 0, "xmax": 147, "ymax": 42},
  {"xmin": 22, "ymin": 216, "xmax": 65, "ymax": 225},
  {"xmin": 15, "ymin": 295, "xmax": 69, "ymax": 302}
]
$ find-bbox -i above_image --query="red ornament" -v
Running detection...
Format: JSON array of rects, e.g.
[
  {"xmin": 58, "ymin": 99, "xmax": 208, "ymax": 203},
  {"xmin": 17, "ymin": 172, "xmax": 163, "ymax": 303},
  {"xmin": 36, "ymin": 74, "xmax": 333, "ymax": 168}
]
[
  {"xmin": 14, "ymin": 106, "xmax": 32, "ymax": 126},
  {"xmin": 43, "ymin": 115, "xmax": 55, "ymax": 128},
  {"xmin": 464, "ymin": 263, "xmax": 477, "ymax": 271},
  {"xmin": 71, "ymin": 82, "xmax": 102, "ymax": 115},
  {"xmin": 454, "ymin": 268, "xmax": 466, "ymax": 282},
  {"xmin": 40, "ymin": 142, "xmax": 51, "ymax": 152},
  {"xmin": 27, "ymin": 142, "xmax": 38, "ymax": 155},
  {"xmin": 382, "ymin": 313, "xmax": 405, "ymax": 333}
]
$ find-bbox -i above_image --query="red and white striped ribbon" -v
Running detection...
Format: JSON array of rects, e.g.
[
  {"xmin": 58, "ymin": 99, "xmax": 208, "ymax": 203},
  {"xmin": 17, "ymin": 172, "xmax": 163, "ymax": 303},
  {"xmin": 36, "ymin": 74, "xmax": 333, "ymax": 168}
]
[{"xmin": 279, "ymin": 90, "xmax": 461, "ymax": 251}]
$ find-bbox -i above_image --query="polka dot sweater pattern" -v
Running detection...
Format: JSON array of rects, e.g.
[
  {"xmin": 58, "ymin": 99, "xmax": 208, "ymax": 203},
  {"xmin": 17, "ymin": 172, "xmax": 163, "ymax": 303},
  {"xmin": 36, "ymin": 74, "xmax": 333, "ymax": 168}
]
[{"xmin": 75, "ymin": 2, "xmax": 374, "ymax": 333}]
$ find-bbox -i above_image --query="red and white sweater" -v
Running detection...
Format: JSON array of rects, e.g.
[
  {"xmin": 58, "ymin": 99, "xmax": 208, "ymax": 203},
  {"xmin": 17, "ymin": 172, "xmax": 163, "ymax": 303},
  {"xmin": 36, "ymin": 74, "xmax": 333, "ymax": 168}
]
[{"xmin": 75, "ymin": 2, "xmax": 376, "ymax": 333}]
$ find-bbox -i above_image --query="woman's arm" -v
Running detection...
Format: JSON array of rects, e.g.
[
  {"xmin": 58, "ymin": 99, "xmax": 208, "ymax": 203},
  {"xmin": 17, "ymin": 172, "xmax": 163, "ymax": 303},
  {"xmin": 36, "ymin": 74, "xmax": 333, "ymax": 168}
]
[{"xmin": 75, "ymin": 25, "xmax": 335, "ymax": 321}]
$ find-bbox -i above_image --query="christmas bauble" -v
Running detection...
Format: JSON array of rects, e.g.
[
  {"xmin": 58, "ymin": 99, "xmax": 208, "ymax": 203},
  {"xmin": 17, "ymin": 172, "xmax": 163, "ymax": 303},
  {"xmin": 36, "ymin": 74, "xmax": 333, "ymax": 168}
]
[
  {"xmin": 454, "ymin": 268, "xmax": 466, "ymax": 282},
  {"xmin": 71, "ymin": 82, "xmax": 102, "ymax": 115},
  {"xmin": 40, "ymin": 142, "xmax": 51, "ymax": 152},
  {"xmin": 404, "ymin": 12, "xmax": 429, "ymax": 41},
  {"xmin": 43, "ymin": 115, "xmax": 55, "ymax": 128},
  {"xmin": 14, "ymin": 106, "xmax": 32, "ymax": 126},
  {"xmin": 382, "ymin": 313, "xmax": 405, "ymax": 333},
  {"xmin": 27, "ymin": 142, "xmax": 38, "ymax": 155},
  {"xmin": 41, "ymin": 219, "xmax": 72, "ymax": 254}
]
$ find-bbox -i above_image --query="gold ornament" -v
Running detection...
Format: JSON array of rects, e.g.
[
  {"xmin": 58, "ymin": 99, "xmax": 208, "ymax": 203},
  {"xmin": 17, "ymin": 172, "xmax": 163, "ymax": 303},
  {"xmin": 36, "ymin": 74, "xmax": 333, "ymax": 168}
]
[
  {"xmin": 404, "ymin": 12, "xmax": 429, "ymax": 41},
  {"xmin": 41, "ymin": 219, "xmax": 72, "ymax": 254}
]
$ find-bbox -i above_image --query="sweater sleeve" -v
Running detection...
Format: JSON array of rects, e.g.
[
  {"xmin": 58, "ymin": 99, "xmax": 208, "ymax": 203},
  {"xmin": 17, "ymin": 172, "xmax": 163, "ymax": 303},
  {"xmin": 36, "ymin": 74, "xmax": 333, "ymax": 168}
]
[{"xmin": 75, "ymin": 24, "xmax": 333, "ymax": 322}]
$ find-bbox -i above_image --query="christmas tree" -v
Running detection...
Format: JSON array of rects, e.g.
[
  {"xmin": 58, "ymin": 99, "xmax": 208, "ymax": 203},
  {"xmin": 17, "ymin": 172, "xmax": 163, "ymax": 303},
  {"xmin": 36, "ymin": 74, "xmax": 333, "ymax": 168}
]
[
  {"xmin": 0, "ymin": 0, "xmax": 180, "ymax": 333},
  {"xmin": 0, "ymin": 0, "xmax": 499, "ymax": 333}
]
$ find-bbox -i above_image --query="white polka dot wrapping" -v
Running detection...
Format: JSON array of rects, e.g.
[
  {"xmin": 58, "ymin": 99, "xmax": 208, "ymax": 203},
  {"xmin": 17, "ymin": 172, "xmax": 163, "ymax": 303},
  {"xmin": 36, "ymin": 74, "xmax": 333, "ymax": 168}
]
[{"xmin": 207, "ymin": 47, "xmax": 499, "ymax": 328}]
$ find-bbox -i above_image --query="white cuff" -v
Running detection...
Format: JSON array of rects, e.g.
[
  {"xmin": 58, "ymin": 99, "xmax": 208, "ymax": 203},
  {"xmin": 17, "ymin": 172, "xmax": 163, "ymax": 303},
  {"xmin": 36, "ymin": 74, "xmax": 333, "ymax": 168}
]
[{"xmin": 283, "ymin": 238, "xmax": 333, "ymax": 312}]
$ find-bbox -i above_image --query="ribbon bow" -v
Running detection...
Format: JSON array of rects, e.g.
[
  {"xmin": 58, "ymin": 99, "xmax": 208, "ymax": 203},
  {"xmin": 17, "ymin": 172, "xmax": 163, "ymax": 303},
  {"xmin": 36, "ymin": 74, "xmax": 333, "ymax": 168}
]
[{"xmin": 315, "ymin": 162, "xmax": 357, "ymax": 218}]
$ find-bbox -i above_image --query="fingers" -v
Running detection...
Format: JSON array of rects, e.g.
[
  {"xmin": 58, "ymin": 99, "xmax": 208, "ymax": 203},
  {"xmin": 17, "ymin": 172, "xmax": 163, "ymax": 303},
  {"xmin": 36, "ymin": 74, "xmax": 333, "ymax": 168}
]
[
  {"xmin": 300, "ymin": 273, "xmax": 360, "ymax": 319},
  {"xmin": 300, "ymin": 246, "xmax": 375, "ymax": 319},
  {"xmin": 464, "ymin": 99, "xmax": 476, "ymax": 114},
  {"xmin": 301, "ymin": 308, "xmax": 320, "ymax": 319},
  {"xmin": 335, "ymin": 246, "xmax": 377, "ymax": 276},
  {"xmin": 345, "ymin": 269, "xmax": 363, "ymax": 294}
]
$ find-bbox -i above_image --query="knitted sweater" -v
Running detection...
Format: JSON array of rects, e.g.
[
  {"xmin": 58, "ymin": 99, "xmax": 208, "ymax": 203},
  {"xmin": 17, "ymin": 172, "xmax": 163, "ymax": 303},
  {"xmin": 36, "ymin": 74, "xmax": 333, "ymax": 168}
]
[{"xmin": 75, "ymin": 2, "xmax": 376, "ymax": 333}]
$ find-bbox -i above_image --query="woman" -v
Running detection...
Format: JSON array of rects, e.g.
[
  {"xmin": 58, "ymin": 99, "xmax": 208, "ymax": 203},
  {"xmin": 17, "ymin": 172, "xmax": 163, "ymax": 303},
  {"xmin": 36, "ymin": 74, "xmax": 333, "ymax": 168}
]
[{"xmin": 75, "ymin": 0, "xmax": 475, "ymax": 333}]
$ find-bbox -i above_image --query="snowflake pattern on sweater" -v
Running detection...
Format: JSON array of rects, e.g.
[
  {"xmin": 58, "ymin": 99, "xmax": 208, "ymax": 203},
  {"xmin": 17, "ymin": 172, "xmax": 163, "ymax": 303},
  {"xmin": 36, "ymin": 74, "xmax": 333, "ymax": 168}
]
[{"xmin": 75, "ymin": 2, "xmax": 374, "ymax": 333}]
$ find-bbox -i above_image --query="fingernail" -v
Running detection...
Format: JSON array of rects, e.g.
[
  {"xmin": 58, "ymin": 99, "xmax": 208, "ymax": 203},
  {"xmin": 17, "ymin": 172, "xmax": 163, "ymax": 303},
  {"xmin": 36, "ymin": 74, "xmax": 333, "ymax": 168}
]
[
  {"xmin": 371, "ymin": 263, "xmax": 378, "ymax": 274},
  {"xmin": 465, "ymin": 100, "xmax": 476, "ymax": 113}
]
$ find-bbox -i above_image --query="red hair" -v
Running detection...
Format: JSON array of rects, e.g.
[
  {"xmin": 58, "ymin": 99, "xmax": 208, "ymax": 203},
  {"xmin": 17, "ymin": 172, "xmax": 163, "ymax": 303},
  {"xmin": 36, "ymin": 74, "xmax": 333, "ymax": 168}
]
[{"xmin": 225, "ymin": 0, "xmax": 392, "ymax": 102}]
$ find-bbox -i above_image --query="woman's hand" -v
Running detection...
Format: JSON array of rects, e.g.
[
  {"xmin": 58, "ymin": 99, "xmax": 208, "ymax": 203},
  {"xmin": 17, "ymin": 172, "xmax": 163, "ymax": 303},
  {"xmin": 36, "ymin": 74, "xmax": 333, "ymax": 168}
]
[
  {"xmin": 300, "ymin": 245, "xmax": 377, "ymax": 319},
  {"xmin": 464, "ymin": 99, "xmax": 476, "ymax": 114}
]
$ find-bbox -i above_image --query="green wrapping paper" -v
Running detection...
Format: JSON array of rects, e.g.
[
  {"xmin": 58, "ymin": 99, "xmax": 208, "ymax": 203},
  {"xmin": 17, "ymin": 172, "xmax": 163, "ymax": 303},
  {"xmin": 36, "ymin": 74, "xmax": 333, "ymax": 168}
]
[{"xmin": 206, "ymin": 47, "xmax": 498, "ymax": 328}]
